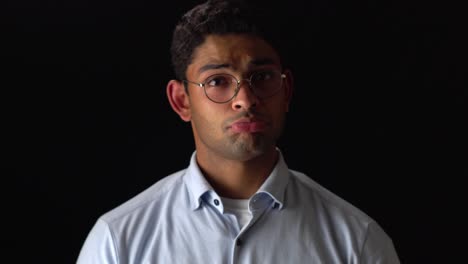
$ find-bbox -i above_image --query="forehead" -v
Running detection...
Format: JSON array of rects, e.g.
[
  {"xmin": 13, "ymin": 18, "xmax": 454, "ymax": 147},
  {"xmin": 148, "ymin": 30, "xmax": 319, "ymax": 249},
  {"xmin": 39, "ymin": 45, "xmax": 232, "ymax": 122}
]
[{"xmin": 188, "ymin": 34, "xmax": 281, "ymax": 75}]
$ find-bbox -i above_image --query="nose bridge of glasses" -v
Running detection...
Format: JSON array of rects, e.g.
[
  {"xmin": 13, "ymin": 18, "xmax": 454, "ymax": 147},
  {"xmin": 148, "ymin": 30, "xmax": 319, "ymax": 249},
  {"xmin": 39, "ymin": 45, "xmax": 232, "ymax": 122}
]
[
  {"xmin": 233, "ymin": 77, "xmax": 260, "ymax": 103},
  {"xmin": 237, "ymin": 77, "xmax": 254, "ymax": 90}
]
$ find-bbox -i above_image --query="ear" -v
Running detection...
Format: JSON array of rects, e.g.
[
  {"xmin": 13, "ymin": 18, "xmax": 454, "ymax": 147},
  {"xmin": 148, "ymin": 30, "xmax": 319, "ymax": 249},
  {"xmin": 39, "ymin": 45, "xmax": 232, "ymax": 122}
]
[
  {"xmin": 166, "ymin": 80, "xmax": 191, "ymax": 122},
  {"xmin": 282, "ymin": 69, "xmax": 294, "ymax": 112}
]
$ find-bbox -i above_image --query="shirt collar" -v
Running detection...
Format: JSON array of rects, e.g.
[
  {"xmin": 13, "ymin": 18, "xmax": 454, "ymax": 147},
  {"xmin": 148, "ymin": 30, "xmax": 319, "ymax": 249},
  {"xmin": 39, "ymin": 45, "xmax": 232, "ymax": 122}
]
[
  {"xmin": 254, "ymin": 149, "xmax": 290, "ymax": 210},
  {"xmin": 183, "ymin": 149, "xmax": 290, "ymax": 211},
  {"xmin": 184, "ymin": 151, "xmax": 214, "ymax": 210}
]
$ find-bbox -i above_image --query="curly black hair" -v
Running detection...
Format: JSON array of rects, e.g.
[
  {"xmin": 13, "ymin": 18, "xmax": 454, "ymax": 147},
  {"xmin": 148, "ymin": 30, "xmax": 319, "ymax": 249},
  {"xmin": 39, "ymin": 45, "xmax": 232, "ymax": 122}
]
[{"xmin": 170, "ymin": 0, "xmax": 288, "ymax": 81}]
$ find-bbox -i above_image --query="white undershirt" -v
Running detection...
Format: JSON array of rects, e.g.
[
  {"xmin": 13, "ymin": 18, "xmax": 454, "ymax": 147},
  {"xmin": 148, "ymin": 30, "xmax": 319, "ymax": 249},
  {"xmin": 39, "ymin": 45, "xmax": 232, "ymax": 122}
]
[{"xmin": 220, "ymin": 197, "xmax": 252, "ymax": 230}]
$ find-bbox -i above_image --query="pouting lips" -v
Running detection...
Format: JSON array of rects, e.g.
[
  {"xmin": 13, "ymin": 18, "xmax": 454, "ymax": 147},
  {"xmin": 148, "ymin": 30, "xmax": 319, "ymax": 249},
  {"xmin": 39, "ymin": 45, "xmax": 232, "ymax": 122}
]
[{"xmin": 230, "ymin": 121, "xmax": 267, "ymax": 133}]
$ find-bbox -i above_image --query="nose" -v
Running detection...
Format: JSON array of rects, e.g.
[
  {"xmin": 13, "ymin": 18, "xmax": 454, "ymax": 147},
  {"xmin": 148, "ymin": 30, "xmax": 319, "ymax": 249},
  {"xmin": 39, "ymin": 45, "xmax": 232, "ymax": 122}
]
[{"xmin": 231, "ymin": 79, "xmax": 259, "ymax": 111}]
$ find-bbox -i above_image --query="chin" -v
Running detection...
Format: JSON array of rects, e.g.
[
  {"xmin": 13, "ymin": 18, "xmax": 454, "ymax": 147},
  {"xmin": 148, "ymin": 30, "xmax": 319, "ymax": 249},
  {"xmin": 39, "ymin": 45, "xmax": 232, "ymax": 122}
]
[{"xmin": 228, "ymin": 138, "xmax": 269, "ymax": 160}]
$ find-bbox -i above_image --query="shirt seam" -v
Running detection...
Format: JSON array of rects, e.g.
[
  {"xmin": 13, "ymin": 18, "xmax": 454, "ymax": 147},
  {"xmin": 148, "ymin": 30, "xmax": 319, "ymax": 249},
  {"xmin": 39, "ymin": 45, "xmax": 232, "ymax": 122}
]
[
  {"xmin": 101, "ymin": 218, "xmax": 120, "ymax": 264},
  {"xmin": 358, "ymin": 221, "xmax": 372, "ymax": 264}
]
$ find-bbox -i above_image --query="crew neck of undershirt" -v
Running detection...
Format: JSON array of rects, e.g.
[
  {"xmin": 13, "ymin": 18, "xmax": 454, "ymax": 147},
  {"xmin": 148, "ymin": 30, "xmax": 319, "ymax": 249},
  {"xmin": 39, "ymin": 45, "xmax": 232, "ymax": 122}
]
[{"xmin": 220, "ymin": 196, "xmax": 252, "ymax": 230}]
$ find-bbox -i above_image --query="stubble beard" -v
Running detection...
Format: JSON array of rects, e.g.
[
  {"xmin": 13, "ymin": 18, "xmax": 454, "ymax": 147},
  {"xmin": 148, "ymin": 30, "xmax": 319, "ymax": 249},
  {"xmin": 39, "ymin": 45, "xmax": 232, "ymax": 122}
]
[{"xmin": 223, "ymin": 132, "xmax": 269, "ymax": 161}]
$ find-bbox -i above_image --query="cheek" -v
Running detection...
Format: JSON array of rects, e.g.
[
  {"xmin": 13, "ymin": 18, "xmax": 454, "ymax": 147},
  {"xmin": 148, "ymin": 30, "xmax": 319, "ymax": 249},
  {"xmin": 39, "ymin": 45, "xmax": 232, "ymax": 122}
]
[
  {"xmin": 191, "ymin": 104, "xmax": 225, "ymax": 133},
  {"xmin": 266, "ymin": 97, "xmax": 288, "ymax": 115},
  {"xmin": 268, "ymin": 102, "xmax": 288, "ymax": 128}
]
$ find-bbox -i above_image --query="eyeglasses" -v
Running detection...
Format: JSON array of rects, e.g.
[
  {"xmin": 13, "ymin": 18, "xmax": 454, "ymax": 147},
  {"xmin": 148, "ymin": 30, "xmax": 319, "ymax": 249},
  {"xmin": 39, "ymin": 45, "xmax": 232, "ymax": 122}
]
[{"xmin": 183, "ymin": 70, "xmax": 286, "ymax": 104}]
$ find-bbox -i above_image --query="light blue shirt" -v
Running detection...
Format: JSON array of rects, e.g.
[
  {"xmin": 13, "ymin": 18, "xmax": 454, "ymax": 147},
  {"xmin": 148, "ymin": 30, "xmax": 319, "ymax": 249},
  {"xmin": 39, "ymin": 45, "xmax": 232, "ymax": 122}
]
[{"xmin": 77, "ymin": 151, "xmax": 400, "ymax": 263}]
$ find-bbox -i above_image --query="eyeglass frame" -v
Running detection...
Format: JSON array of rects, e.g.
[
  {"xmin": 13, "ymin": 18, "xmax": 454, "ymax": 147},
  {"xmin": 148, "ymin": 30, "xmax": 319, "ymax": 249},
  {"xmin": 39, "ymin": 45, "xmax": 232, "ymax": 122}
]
[{"xmin": 182, "ymin": 70, "xmax": 287, "ymax": 104}]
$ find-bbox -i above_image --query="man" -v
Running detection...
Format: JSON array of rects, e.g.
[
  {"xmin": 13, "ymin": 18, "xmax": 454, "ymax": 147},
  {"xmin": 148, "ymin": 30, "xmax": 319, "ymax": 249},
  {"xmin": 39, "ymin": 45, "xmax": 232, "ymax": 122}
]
[{"xmin": 77, "ymin": 0, "xmax": 400, "ymax": 263}]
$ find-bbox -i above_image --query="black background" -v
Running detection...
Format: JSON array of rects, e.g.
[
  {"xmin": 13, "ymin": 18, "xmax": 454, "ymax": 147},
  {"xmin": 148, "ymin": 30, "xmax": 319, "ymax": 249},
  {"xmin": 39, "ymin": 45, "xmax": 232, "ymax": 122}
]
[{"xmin": 2, "ymin": 0, "xmax": 464, "ymax": 263}]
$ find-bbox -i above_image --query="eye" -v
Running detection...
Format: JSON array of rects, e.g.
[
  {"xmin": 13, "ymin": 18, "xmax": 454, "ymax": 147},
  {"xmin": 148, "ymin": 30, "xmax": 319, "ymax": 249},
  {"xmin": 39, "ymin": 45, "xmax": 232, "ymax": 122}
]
[
  {"xmin": 252, "ymin": 71, "xmax": 276, "ymax": 82},
  {"xmin": 206, "ymin": 75, "xmax": 232, "ymax": 87}
]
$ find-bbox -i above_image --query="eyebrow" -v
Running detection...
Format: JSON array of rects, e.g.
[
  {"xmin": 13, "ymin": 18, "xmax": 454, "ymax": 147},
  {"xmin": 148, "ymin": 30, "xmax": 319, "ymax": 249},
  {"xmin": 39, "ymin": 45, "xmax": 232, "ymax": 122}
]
[
  {"xmin": 198, "ymin": 57, "xmax": 277, "ymax": 74},
  {"xmin": 198, "ymin": 63, "xmax": 230, "ymax": 74},
  {"xmin": 250, "ymin": 57, "xmax": 276, "ymax": 66}
]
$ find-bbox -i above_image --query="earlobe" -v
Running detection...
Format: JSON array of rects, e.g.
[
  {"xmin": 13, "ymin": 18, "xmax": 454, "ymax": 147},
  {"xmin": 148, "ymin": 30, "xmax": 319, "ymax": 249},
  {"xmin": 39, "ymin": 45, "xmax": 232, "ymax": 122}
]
[{"xmin": 166, "ymin": 80, "xmax": 191, "ymax": 122}]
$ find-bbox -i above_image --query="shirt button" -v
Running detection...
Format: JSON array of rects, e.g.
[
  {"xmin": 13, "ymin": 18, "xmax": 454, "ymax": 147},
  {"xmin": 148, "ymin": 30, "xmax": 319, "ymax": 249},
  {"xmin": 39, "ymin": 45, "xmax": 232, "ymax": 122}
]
[
  {"xmin": 236, "ymin": 239, "xmax": 242, "ymax": 246},
  {"xmin": 214, "ymin": 199, "xmax": 220, "ymax": 206}
]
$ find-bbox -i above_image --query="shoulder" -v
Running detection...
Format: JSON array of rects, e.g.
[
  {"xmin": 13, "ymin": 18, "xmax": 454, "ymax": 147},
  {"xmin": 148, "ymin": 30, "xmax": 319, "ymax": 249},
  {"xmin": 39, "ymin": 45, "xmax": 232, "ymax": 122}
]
[
  {"xmin": 288, "ymin": 169, "xmax": 374, "ymax": 225},
  {"xmin": 77, "ymin": 169, "xmax": 189, "ymax": 263},
  {"xmin": 287, "ymin": 170, "xmax": 400, "ymax": 262},
  {"xmin": 100, "ymin": 169, "xmax": 187, "ymax": 224}
]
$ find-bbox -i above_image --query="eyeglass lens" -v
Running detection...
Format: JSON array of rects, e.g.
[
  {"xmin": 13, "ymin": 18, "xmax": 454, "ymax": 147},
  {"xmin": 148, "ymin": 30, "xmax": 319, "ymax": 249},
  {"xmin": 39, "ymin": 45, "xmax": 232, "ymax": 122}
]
[{"xmin": 204, "ymin": 70, "xmax": 283, "ymax": 103}]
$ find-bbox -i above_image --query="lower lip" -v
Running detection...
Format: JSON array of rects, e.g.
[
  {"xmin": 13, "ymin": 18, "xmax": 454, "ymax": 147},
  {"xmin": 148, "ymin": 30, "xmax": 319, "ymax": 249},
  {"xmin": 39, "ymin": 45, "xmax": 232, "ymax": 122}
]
[{"xmin": 230, "ymin": 122, "xmax": 267, "ymax": 133}]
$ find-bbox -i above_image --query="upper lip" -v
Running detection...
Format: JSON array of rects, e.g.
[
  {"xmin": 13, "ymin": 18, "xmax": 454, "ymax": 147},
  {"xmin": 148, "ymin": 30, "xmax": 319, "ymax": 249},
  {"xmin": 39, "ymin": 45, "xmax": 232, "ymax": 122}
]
[{"xmin": 228, "ymin": 117, "xmax": 266, "ymax": 127}]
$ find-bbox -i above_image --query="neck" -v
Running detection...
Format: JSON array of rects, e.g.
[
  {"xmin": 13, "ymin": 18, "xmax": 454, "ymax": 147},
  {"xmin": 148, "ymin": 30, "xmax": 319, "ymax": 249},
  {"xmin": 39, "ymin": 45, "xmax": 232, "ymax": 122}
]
[{"xmin": 196, "ymin": 148, "xmax": 278, "ymax": 199}]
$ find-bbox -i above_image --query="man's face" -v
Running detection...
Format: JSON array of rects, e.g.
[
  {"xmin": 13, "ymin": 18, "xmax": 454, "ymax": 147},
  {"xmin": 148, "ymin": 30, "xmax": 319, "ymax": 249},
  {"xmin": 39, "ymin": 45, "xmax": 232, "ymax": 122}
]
[{"xmin": 185, "ymin": 34, "xmax": 293, "ymax": 161}]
